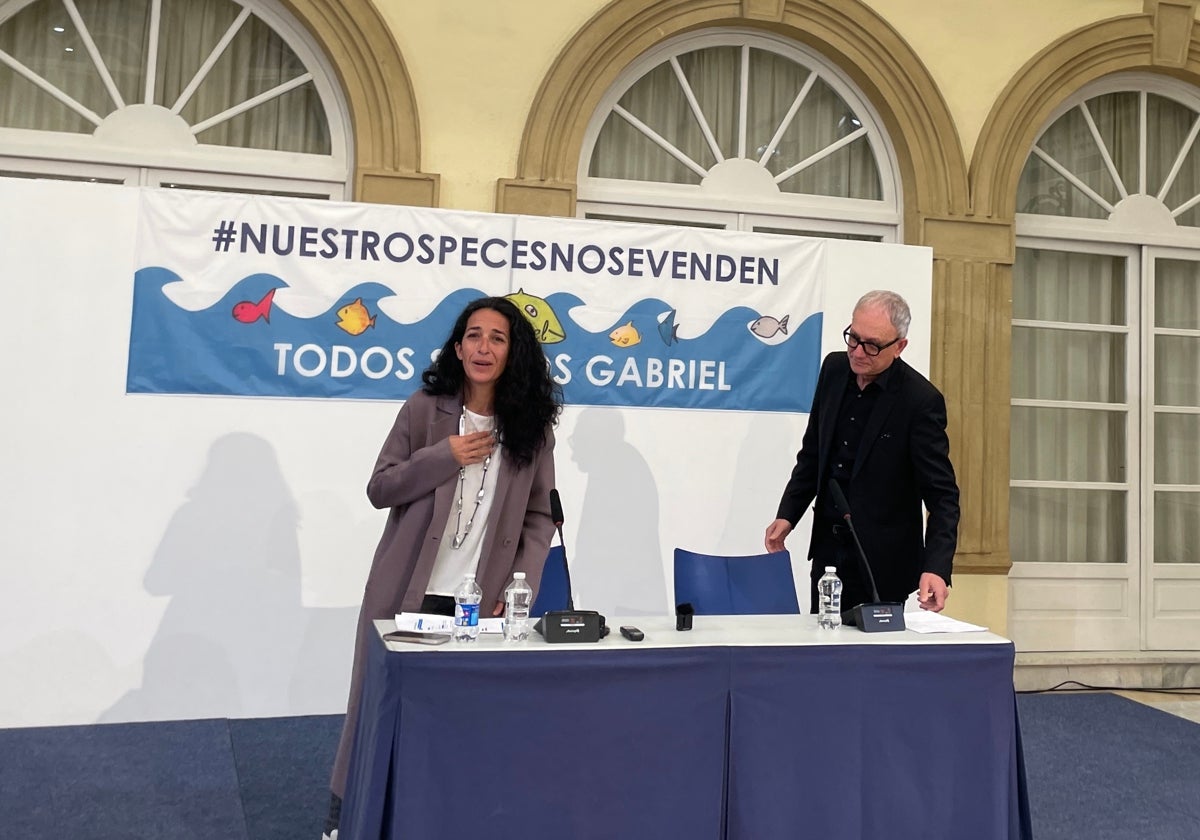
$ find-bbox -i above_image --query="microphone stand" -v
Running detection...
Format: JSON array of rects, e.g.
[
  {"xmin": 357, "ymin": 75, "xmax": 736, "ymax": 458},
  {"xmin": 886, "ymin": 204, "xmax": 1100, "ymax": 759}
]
[
  {"xmin": 534, "ymin": 489, "xmax": 606, "ymax": 642},
  {"xmin": 552, "ymin": 518, "xmax": 575, "ymax": 612},
  {"xmin": 828, "ymin": 480, "xmax": 905, "ymax": 633}
]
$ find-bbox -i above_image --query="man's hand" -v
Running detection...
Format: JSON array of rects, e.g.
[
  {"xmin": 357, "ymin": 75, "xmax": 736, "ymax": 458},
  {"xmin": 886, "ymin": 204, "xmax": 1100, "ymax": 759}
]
[
  {"xmin": 916, "ymin": 572, "xmax": 949, "ymax": 612},
  {"xmin": 764, "ymin": 519, "xmax": 793, "ymax": 553}
]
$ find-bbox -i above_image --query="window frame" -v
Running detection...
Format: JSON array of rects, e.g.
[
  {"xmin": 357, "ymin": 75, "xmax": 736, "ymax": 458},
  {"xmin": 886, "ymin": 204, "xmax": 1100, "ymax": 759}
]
[
  {"xmin": 0, "ymin": 0, "xmax": 352, "ymax": 197},
  {"xmin": 576, "ymin": 28, "xmax": 902, "ymax": 238},
  {"xmin": 1016, "ymin": 72, "xmax": 1200, "ymax": 249},
  {"xmin": 1009, "ymin": 236, "xmax": 1141, "ymax": 569}
]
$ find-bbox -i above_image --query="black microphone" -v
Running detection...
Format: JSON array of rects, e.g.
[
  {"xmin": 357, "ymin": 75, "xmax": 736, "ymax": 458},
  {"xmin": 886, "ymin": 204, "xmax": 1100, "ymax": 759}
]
[
  {"xmin": 534, "ymin": 489, "xmax": 606, "ymax": 642},
  {"xmin": 827, "ymin": 479, "xmax": 904, "ymax": 633},
  {"xmin": 548, "ymin": 489, "xmax": 573, "ymax": 611},
  {"xmin": 550, "ymin": 488, "xmax": 564, "ymax": 526}
]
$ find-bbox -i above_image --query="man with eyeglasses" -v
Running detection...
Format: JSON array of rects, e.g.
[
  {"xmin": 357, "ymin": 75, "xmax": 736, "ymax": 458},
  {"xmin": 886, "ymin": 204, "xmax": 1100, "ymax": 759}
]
[{"xmin": 764, "ymin": 290, "xmax": 960, "ymax": 616}]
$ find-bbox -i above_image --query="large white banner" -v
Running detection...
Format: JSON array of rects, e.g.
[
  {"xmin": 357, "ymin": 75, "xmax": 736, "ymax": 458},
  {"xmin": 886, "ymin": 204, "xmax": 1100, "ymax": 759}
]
[{"xmin": 129, "ymin": 191, "xmax": 825, "ymax": 411}]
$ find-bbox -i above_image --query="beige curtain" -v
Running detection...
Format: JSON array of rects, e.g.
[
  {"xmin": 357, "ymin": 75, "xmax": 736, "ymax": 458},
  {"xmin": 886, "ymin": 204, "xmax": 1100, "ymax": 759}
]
[
  {"xmin": 1010, "ymin": 248, "xmax": 1127, "ymax": 564},
  {"xmin": 589, "ymin": 45, "xmax": 879, "ymax": 199},
  {"xmin": 1153, "ymin": 258, "xmax": 1200, "ymax": 564},
  {"xmin": 0, "ymin": 0, "xmax": 328, "ymax": 153}
]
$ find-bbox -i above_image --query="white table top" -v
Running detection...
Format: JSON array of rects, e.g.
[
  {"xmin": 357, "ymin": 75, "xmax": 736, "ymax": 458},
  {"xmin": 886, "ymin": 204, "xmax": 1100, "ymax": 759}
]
[{"xmin": 375, "ymin": 614, "xmax": 1012, "ymax": 655}]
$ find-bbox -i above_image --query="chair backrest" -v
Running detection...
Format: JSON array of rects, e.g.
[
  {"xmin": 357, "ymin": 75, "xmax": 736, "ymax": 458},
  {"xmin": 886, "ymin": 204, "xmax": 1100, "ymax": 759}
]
[
  {"xmin": 531, "ymin": 545, "xmax": 568, "ymax": 618},
  {"xmin": 673, "ymin": 548, "xmax": 800, "ymax": 615}
]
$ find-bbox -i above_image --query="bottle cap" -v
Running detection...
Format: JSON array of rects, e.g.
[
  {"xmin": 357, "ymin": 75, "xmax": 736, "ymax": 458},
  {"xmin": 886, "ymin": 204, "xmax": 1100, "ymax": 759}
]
[
  {"xmin": 824, "ymin": 566, "xmax": 836, "ymax": 572},
  {"xmin": 513, "ymin": 572, "xmax": 526, "ymax": 579}
]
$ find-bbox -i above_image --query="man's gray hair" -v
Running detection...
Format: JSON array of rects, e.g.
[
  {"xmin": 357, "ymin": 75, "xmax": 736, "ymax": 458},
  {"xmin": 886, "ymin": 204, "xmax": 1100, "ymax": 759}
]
[{"xmin": 855, "ymin": 290, "xmax": 911, "ymax": 339}]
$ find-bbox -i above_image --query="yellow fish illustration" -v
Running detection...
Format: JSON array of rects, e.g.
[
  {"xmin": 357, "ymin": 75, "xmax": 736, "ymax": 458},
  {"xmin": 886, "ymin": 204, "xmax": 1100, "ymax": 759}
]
[
  {"xmin": 336, "ymin": 298, "xmax": 376, "ymax": 336},
  {"xmin": 506, "ymin": 289, "xmax": 566, "ymax": 344},
  {"xmin": 609, "ymin": 321, "xmax": 641, "ymax": 347}
]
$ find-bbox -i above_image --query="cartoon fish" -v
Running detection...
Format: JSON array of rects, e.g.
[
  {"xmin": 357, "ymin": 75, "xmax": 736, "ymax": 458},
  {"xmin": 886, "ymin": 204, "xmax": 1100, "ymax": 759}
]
[
  {"xmin": 750, "ymin": 314, "xmax": 790, "ymax": 339},
  {"xmin": 336, "ymin": 298, "xmax": 376, "ymax": 336},
  {"xmin": 506, "ymin": 289, "xmax": 566, "ymax": 344},
  {"xmin": 232, "ymin": 288, "xmax": 276, "ymax": 324},
  {"xmin": 609, "ymin": 321, "xmax": 641, "ymax": 347},
  {"xmin": 657, "ymin": 308, "xmax": 680, "ymax": 346}
]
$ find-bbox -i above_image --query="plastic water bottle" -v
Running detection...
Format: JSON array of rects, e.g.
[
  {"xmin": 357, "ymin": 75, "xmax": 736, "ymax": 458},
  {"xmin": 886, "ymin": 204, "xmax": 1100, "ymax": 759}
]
[
  {"xmin": 453, "ymin": 573, "xmax": 483, "ymax": 643},
  {"xmin": 502, "ymin": 572, "xmax": 533, "ymax": 642},
  {"xmin": 817, "ymin": 566, "xmax": 842, "ymax": 629}
]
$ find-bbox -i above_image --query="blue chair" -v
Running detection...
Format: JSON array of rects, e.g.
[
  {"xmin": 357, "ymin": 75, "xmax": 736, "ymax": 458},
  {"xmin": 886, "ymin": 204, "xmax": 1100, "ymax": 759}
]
[
  {"xmin": 531, "ymin": 545, "xmax": 569, "ymax": 618},
  {"xmin": 673, "ymin": 548, "xmax": 800, "ymax": 615}
]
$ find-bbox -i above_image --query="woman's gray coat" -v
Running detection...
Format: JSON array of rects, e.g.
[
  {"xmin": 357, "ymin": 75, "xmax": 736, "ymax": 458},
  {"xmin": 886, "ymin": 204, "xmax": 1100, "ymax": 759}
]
[{"xmin": 330, "ymin": 388, "xmax": 556, "ymax": 795}]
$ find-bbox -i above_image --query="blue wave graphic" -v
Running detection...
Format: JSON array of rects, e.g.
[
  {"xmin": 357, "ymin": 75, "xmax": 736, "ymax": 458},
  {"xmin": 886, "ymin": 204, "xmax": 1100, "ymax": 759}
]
[
  {"xmin": 537, "ymin": 293, "xmax": 821, "ymax": 412},
  {"xmin": 127, "ymin": 268, "xmax": 482, "ymax": 400},
  {"xmin": 128, "ymin": 269, "xmax": 822, "ymax": 411}
]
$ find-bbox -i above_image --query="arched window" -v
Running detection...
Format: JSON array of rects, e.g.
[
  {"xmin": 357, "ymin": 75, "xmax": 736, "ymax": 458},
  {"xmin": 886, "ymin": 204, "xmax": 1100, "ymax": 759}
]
[
  {"xmin": 577, "ymin": 29, "xmax": 900, "ymax": 241},
  {"xmin": 1017, "ymin": 82, "xmax": 1200, "ymax": 228},
  {"xmin": 1010, "ymin": 73, "xmax": 1200, "ymax": 651},
  {"xmin": 0, "ymin": 0, "xmax": 350, "ymax": 197}
]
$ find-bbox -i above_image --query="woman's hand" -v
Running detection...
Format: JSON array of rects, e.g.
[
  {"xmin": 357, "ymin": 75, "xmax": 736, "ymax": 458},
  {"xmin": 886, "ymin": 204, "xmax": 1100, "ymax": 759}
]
[{"xmin": 449, "ymin": 430, "xmax": 496, "ymax": 466}]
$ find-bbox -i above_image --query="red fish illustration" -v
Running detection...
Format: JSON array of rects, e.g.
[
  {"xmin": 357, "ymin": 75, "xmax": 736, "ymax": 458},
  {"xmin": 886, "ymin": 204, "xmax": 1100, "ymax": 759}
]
[{"xmin": 232, "ymin": 288, "xmax": 276, "ymax": 324}]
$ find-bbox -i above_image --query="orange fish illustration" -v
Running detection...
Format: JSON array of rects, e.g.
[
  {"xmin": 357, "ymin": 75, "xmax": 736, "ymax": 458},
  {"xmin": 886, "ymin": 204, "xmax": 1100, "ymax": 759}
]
[
  {"xmin": 232, "ymin": 288, "xmax": 276, "ymax": 324},
  {"xmin": 336, "ymin": 298, "xmax": 377, "ymax": 336},
  {"xmin": 609, "ymin": 321, "xmax": 642, "ymax": 347}
]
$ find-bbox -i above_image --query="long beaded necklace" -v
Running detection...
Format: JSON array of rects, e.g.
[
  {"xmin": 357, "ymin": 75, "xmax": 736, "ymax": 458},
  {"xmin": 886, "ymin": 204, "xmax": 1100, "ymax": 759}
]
[{"xmin": 451, "ymin": 410, "xmax": 493, "ymax": 549}]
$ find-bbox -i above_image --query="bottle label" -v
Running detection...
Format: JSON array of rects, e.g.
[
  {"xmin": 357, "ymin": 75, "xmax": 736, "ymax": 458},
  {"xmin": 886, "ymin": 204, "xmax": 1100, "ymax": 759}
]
[{"xmin": 455, "ymin": 602, "xmax": 480, "ymax": 627}]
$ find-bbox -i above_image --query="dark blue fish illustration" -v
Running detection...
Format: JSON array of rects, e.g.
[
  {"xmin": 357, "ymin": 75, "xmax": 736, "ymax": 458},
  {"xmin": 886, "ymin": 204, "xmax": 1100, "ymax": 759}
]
[{"xmin": 657, "ymin": 308, "xmax": 679, "ymax": 346}]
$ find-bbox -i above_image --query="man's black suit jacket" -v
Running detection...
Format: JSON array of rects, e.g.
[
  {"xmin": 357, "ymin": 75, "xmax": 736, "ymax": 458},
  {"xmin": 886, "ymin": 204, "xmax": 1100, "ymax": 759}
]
[{"xmin": 776, "ymin": 352, "xmax": 960, "ymax": 603}]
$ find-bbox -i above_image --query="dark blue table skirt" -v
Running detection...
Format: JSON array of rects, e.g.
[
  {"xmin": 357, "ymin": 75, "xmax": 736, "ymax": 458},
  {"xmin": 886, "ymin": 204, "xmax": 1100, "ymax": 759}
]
[
  {"xmin": 727, "ymin": 643, "xmax": 1030, "ymax": 840},
  {"xmin": 341, "ymin": 631, "xmax": 730, "ymax": 840},
  {"xmin": 341, "ymin": 630, "xmax": 1030, "ymax": 840}
]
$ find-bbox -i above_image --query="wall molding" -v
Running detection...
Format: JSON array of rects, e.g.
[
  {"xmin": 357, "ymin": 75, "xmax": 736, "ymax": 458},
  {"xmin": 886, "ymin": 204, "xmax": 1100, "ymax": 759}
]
[{"xmin": 283, "ymin": 0, "xmax": 438, "ymax": 204}]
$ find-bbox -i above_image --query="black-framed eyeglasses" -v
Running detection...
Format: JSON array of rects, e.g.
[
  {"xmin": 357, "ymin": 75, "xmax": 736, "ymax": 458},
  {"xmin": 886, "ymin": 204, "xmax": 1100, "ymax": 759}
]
[{"xmin": 843, "ymin": 326, "xmax": 901, "ymax": 357}]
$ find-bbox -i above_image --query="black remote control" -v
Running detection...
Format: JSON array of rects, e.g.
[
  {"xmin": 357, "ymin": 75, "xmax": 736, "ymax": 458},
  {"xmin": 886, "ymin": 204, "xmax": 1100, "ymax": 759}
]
[{"xmin": 620, "ymin": 625, "xmax": 644, "ymax": 642}]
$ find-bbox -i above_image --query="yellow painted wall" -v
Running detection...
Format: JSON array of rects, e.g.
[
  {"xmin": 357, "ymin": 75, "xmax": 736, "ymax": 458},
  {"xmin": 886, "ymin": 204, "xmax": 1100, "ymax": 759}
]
[
  {"xmin": 947, "ymin": 575, "xmax": 1009, "ymax": 636},
  {"xmin": 376, "ymin": 0, "xmax": 609, "ymax": 210}
]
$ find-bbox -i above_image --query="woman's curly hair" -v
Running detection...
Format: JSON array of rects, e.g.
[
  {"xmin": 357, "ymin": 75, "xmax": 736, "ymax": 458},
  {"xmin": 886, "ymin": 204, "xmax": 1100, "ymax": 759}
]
[{"xmin": 421, "ymin": 296, "xmax": 563, "ymax": 467}]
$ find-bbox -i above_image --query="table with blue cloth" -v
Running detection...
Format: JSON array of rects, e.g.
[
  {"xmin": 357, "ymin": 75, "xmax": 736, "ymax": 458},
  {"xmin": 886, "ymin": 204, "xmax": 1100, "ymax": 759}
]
[{"xmin": 340, "ymin": 615, "xmax": 1031, "ymax": 840}]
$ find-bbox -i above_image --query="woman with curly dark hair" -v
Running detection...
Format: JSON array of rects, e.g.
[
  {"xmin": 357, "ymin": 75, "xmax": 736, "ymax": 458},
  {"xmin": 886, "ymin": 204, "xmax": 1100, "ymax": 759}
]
[
  {"xmin": 324, "ymin": 296, "xmax": 562, "ymax": 839},
  {"xmin": 420, "ymin": 296, "xmax": 561, "ymax": 468}
]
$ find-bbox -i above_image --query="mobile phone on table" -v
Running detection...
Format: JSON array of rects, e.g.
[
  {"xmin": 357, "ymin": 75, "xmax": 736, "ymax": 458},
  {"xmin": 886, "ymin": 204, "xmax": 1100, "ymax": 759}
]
[{"xmin": 383, "ymin": 629, "xmax": 451, "ymax": 646}]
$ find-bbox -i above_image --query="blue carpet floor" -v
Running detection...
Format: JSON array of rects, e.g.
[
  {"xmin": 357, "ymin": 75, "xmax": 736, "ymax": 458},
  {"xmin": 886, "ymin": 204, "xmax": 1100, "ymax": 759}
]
[
  {"xmin": 0, "ymin": 714, "xmax": 342, "ymax": 840},
  {"xmin": 1016, "ymin": 692, "xmax": 1200, "ymax": 840},
  {"xmin": 1, "ymin": 694, "xmax": 1197, "ymax": 839}
]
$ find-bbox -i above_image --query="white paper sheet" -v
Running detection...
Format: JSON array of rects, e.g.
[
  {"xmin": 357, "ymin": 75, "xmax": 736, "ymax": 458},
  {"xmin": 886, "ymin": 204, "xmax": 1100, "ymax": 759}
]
[
  {"xmin": 902, "ymin": 610, "xmax": 988, "ymax": 634},
  {"xmin": 899, "ymin": 590, "xmax": 988, "ymax": 632},
  {"xmin": 395, "ymin": 612, "xmax": 504, "ymax": 634}
]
